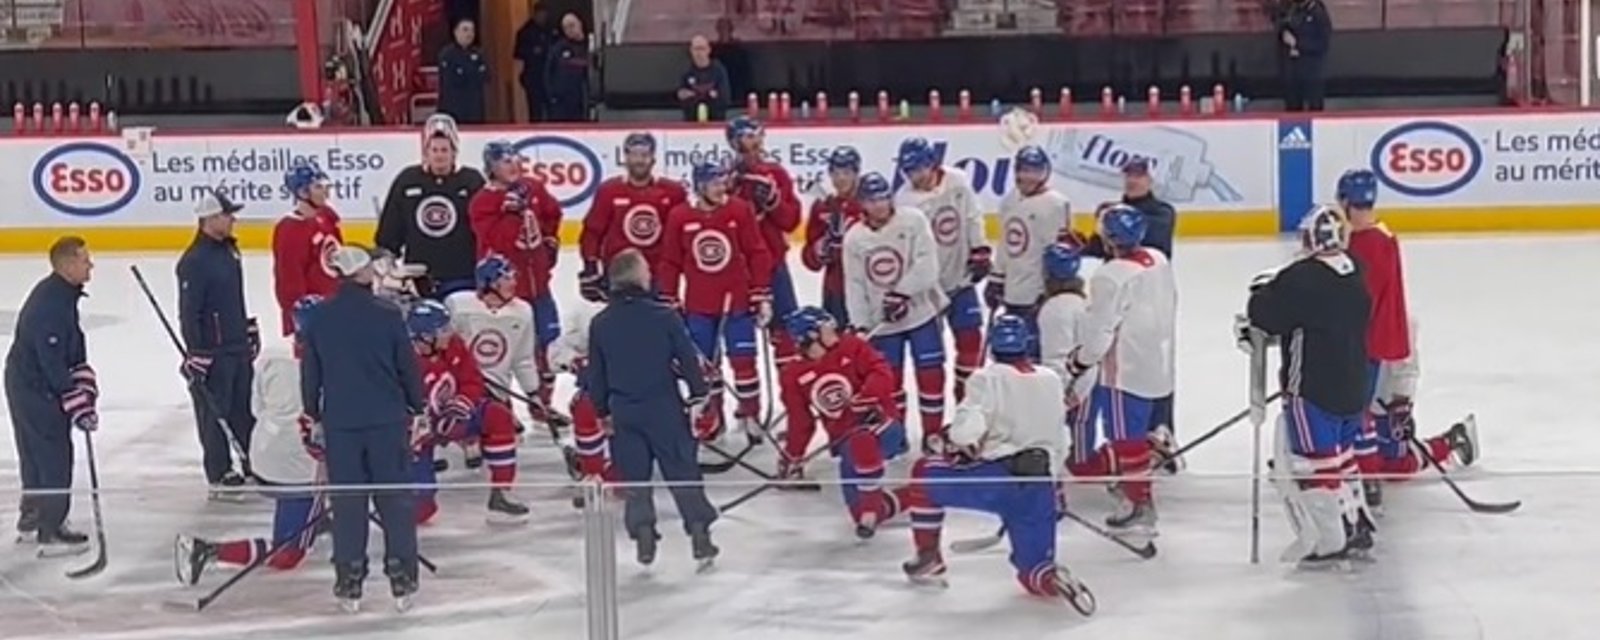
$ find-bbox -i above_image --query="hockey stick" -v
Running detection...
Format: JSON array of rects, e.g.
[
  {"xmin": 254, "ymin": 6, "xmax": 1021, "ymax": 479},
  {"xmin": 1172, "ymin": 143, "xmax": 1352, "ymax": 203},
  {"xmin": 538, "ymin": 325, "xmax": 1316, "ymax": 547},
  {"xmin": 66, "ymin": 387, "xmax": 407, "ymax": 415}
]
[
  {"xmin": 1060, "ymin": 507, "xmax": 1158, "ymax": 559},
  {"xmin": 1154, "ymin": 390, "xmax": 1284, "ymax": 467},
  {"xmin": 65, "ymin": 431, "xmax": 108, "ymax": 579},
  {"xmin": 130, "ymin": 265, "xmax": 251, "ymax": 475},
  {"xmin": 1409, "ymin": 427, "xmax": 1521, "ymax": 515},
  {"xmin": 1247, "ymin": 327, "xmax": 1268, "ymax": 565},
  {"xmin": 718, "ymin": 422, "xmax": 876, "ymax": 513}
]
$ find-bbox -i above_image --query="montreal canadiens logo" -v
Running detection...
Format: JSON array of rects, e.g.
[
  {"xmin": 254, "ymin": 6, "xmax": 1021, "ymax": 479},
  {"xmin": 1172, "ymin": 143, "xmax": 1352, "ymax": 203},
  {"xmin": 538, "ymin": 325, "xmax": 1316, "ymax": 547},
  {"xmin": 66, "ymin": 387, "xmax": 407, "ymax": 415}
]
[
  {"xmin": 31, "ymin": 142, "xmax": 141, "ymax": 217},
  {"xmin": 315, "ymin": 232, "xmax": 342, "ymax": 278},
  {"xmin": 931, "ymin": 206, "xmax": 961, "ymax": 245},
  {"xmin": 1370, "ymin": 120, "xmax": 1483, "ymax": 198},
  {"xmin": 863, "ymin": 246, "xmax": 904, "ymax": 287},
  {"xmin": 470, "ymin": 330, "xmax": 508, "ymax": 368},
  {"xmin": 623, "ymin": 204, "xmax": 661, "ymax": 246},
  {"xmin": 809, "ymin": 373, "xmax": 854, "ymax": 418},
  {"xmin": 693, "ymin": 229, "xmax": 732, "ymax": 273},
  {"xmin": 1003, "ymin": 217, "xmax": 1030, "ymax": 257},
  {"xmin": 416, "ymin": 195, "xmax": 458, "ymax": 239},
  {"xmin": 425, "ymin": 372, "xmax": 459, "ymax": 406}
]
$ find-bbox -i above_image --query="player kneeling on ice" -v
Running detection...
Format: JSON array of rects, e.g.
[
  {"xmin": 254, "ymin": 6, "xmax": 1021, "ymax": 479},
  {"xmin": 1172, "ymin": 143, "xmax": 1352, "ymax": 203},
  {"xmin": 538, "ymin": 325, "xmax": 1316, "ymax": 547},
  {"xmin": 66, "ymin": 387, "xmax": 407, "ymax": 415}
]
[
  {"xmin": 1354, "ymin": 320, "xmax": 1478, "ymax": 493},
  {"xmin": 177, "ymin": 295, "xmax": 328, "ymax": 585},
  {"xmin": 844, "ymin": 172, "xmax": 948, "ymax": 445},
  {"xmin": 404, "ymin": 299, "xmax": 529, "ymax": 525},
  {"xmin": 778, "ymin": 307, "xmax": 909, "ymax": 536},
  {"xmin": 895, "ymin": 317, "xmax": 1094, "ymax": 612}
]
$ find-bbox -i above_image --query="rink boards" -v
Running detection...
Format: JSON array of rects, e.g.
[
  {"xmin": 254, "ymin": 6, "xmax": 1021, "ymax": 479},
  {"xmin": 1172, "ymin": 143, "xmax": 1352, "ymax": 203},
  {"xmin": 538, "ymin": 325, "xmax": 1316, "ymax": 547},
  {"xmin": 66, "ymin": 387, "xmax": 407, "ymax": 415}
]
[{"xmin": 3, "ymin": 109, "xmax": 1599, "ymax": 252}]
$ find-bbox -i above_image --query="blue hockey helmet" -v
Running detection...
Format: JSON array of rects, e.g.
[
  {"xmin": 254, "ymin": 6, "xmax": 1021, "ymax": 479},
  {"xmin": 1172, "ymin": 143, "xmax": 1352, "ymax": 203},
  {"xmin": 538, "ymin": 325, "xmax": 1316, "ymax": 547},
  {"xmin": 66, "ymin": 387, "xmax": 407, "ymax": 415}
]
[
  {"xmin": 691, "ymin": 160, "xmax": 730, "ymax": 194},
  {"xmin": 1336, "ymin": 169, "xmax": 1378, "ymax": 208},
  {"xmin": 623, "ymin": 132, "xmax": 657, "ymax": 154},
  {"xmin": 726, "ymin": 115, "xmax": 763, "ymax": 145},
  {"xmin": 475, "ymin": 254, "xmax": 514, "ymax": 291},
  {"xmin": 405, "ymin": 299, "xmax": 452, "ymax": 340},
  {"xmin": 1015, "ymin": 145, "xmax": 1051, "ymax": 174},
  {"xmin": 987, "ymin": 315, "xmax": 1032, "ymax": 359},
  {"xmin": 283, "ymin": 161, "xmax": 329, "ymax": 200},
  {"xmin": 784, "ymin": 306, "xmax": 836, "ymax": 346},
  {"xmin": 1042, "ymin": 243, "xmax": 1083, "ymax": 281},
  {"xmin": 1299, "ymin": 204, "xmax": 1349, "ymax": 254},
  {"xmin": 896, "ymin": 137, "xmax": 938, "ymax": 173},
  {"xmin": 1098, "ymin": 204, "xmax": 1148, "ymax": 250},
  {"xmin": 482, "ymin": 139, "xmax": 522, "ymax": 171},
  {"xmin": 291, "ymin": 294, "xmax": 324, "ymax": 339},
  {"xmin": 856, "ymin": 172, "xmax": 893, "ymax": 203},
  {"xmin": 827, "ymin": 147, "xmax": 862, "ymax": 173}
]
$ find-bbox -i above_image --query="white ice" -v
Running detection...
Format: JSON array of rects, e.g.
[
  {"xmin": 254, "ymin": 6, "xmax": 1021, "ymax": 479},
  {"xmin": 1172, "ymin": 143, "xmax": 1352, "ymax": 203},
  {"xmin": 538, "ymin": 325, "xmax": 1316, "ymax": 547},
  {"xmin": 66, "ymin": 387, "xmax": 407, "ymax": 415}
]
[{"xmin": 0, "ymin": 236, "xmax": 1597, "ymax": 640}]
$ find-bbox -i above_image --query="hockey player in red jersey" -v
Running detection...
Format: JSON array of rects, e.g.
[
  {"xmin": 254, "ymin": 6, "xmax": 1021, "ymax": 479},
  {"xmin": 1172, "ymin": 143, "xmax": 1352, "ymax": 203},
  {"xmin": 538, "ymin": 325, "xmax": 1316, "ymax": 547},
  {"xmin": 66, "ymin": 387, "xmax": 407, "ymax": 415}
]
[
  {"xmin": 469, "ymin": 140, "xmax": 566, "ymax": 428},
  {"xmin": 578, "ymin": 132, "xmax": 688, "ymax": 303},
  {"xmin": 271, "ymin": 161, "xmax": 344, "ymax": 335},
  {"xmin": 658, "ymin": 161, "xmax": 775, "ymax": 443},
  {"xmin": 403, "ymin": 299, "xmax": 529, "ymax": 525},
  {"xmin": 726, "ymin": 116, "xmax": 803, "ymax": 373},
  {"xmin": 802, "ymin": 147, "xmax": 865, "ymax": 327},
  {"xmin": 779, "ymin": 307, "xmax": 911, "ymax": 537}
]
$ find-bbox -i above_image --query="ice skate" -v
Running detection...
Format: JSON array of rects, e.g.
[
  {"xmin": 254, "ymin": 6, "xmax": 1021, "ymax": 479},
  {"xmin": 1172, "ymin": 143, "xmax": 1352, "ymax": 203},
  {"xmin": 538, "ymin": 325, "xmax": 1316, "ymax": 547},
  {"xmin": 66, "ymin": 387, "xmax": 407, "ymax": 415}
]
[
  {"xmin": 901, "ymin": 549, "xmax": 948, "ymax": 588},
  {"xmin": 35, "ymin": 526, "xmax": 89, "ymax": 558},
  {"xmin": 774, "ymin": 460, "xmax": 821, "ymax": 492},
  {"xmin": 333, "ymin": 562, "xmax": 367, "ymax": 613},
  {"xmin": 1149, "ymin": 425, "xmax": 1184, "ymax": 475},
  {"xmin": 853, "ymin": 511, "xmax": 880, "ymax": 541},
  {"xmin": 527, "ymin": 401, "xmax": 572, "ymax": 430},
  {"xmin": 14, "ymin": 504, "xmax": 38, "ymax": 544},
  {"xmin": 432, "ymin": 458, "xmax": 449, "ymax": 473},
  {"xmin": 461, "ymin": 441, "xmax": 483, "ymax": 470},
  {"xmin": 1343, "ymin": 512, "xmax": 1377, "ymax": 559},
  {"xmin": 689, "ymin": 523, "xmax": 719, "ymax": 573},
  {"xmin": 385, "ymin": 558, "xmax": 419, "ymax": 612},
  {"xmin": 1049, "ymin": 565, "xmax": 1098, "ymax": 616},
  {"xmin": 173, "ymin": 534, "xmax": 218, "ymax": 586},
  {"xmin": 1446, "ymin": 415, "xmax": 1479, "ymax": 467},
  {"xmin": 737, "ymin": 414, "xmax": 767, "ymax": 448},
  {"xmin": 486, "ymin": 488, "xmax": 531, "ymax": 525},
  {"xmin": 1105, "ymin": 500, "xmax": 1158, "ymax": 538},
  {"xmin": 632, "ymin": 527, "xmax": 661, "ymax": 567},
  {"xmin": 1363, "ymin": 480, "xmax": 1384, "ymax": 514},
  {"xmin": 208, "ymin": 471, "xmax": 249, "ymax": 503},
  {"xmin": 561, "ymin": 445, "xmax": 583, "ymax": 481}
]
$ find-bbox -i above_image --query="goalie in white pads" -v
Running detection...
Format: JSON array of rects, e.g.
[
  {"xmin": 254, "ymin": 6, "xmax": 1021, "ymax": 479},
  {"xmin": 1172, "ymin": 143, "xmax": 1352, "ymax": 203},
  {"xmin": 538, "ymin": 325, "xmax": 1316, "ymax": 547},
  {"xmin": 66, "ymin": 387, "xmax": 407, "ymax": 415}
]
[
  {"xmin": 986, "ymin": 145, "xmax": 1071, "ymax": 353},
  {"xmin": 895, "ymin": 316, "xmax": 1094, "ymax": 612}
]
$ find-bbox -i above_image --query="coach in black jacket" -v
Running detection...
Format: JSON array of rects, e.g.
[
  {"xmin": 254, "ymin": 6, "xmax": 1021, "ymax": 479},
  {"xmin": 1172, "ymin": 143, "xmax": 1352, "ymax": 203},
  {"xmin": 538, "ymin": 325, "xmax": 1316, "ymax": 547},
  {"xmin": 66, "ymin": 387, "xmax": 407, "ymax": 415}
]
[
  {"xmin": 177, "ymin": 189, "xmax": 258, "ymax": 495},
  {"xmin": 301, "ymin": 244, "xmax": 426, "ymax": 598}
]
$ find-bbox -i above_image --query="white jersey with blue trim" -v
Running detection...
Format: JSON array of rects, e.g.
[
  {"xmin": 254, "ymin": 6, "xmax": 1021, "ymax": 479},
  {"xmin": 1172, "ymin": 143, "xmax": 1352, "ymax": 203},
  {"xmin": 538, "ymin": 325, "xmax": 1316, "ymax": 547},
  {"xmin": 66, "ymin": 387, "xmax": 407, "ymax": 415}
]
[
  {"xmin": 893, "ymin": 167, "xmax": 987, "ymax": 293},
  {"xmin": 249, "ymin": 347, "xmax": 317, "ymax": 485},
  {"xmin": 444, "ymin": 291, "xmax": 541, "ymax": 398},
  {"xmin": 994, "ymin": 187, "xmax": 1071, "ymax": 307},
  {"xmin": 948, "ymin": 362, "xmax": 1068, "ymax": 471},
  {"xmin": 1077, "ymin": 248, "xmax": 1177, "ymax": 398},
  {"xmin": 843, "ymin": 205, "xmax": 948, "ymax": 336},
  {"xmin": 1037, "ymin": 291, "xmax": 1094, "ymax": 401}
]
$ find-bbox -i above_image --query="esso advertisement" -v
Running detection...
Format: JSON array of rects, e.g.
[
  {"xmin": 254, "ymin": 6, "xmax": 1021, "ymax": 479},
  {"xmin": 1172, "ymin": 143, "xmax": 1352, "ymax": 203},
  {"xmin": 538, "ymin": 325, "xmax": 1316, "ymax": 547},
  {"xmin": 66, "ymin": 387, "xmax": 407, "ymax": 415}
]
[
  {"xmin": 1370, "ymin": 121, "xmax": 1483, "ymax": 197},
  {"xmin": 513, "ymin": 135, "xmax": 603, "ymax": 209},
  {"xmin": 32, "ymin": 142, "xmax": 141, "ymax": 217}
]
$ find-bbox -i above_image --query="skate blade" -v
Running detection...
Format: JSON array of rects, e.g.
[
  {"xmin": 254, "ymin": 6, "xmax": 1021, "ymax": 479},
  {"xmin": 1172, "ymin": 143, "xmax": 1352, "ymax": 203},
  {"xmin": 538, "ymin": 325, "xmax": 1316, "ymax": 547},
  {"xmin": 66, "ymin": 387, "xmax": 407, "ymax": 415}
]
[
  {"xmin": 393, "ymin": 595, "xmax": 413, "ymax": 612},
  {"xmin": 338, "ymin": 598, "xmax": 361, "ymax": 613},
  {"xmin": 907, "ymin": 574, "xmax": 949, "ymax": 589},
  {"xmin": 485, "ymin": 512, "xmax": 532, "ymax": 526},
  {"xmin": 1108, "ymin": 524, "xmax": 1159, "ymax": 540},
  {"xmin": 14, "ymin": 533, "xmax": 37, "ymax": 545},
  {"xmin": 695, "ymin": 558, "xmax": 717, "ymax": 574},
  {"xmin": 36, "ymin": 543, "xmax": 90, "ymax": 559}
]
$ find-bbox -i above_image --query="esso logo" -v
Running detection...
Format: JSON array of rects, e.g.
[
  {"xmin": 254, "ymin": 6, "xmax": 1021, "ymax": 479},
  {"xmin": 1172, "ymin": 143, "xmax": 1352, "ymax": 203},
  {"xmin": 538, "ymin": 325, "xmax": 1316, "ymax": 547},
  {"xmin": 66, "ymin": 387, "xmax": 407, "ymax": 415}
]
[
  {"xmin": 1370, "ymin": 121, "xmax": 1482, "ymax": 197},
  {"xmin": 32, "ymin": 142, "xmax": 141, "ymax": 217},
  {"xmin": 514, "ymin": 135, "xmax": 603, "ymax": 209},
  {"xmin": 416, "ymin": 195, "xmax": 458, "ymax": 239},
  {"xmin": 863, "ymin": 246, "xmax": 904, "ymax": 287},
  {"xmin": 471, "ymin": 330, "xmax": 508, "ymax": 368},
  {"xmin": 809, "ymin": 372, "xmax": 854, "ymax": 418}
]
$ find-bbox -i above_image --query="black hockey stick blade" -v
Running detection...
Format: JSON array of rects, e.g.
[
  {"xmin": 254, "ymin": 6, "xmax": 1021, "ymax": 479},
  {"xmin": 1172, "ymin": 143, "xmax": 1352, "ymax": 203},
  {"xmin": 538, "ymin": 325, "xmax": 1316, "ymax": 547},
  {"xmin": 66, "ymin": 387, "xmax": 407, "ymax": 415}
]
[
  {"xmin": 1059, "ymin": 509, "xmax": 1157, "ymax": 560},
  {"xmin": 1411, "ymin": 434, "xmax": 1521, "ymax": 514},
  {"xmin": 66, "ymin": 432, "xmax": 109, "ymax": 580}
]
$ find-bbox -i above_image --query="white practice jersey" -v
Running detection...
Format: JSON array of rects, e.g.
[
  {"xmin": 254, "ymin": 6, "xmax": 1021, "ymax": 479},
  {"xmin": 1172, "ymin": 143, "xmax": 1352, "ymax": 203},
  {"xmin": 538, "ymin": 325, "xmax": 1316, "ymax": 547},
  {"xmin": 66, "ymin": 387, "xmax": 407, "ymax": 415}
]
[
  {"xmin": 548, "ymin": 303, "xmax": 599, "ymax": 374},
  {"xmin": 844, "ymin": 206, "xmax": 948, "ymax": 336},
  {"xmin": 444, "ymin": 291, "xmax": 541, "ymax": 396},
  {"xmin": 1373, "ymin": 318, "xmax": 1421, "ymax": 409},
  {"xmin": 949, "ymin": 362, "xmax": 1068, "ymax": 471},
  {"xmin": 1078, "ymin": 249, "xmax": 1177, "ymax": 398},
  {"xmin": 994, "ymin": 187, "xmax": 1070, "ymax": 307},
  {"xmin": 1036, "ymin": 291, "xmax": 1093, "ymax": 401},
  {"xmin": 249, "ymin": 347, "xmax": 317, "ymax": 485},
  {"xmin": 894, "ymin": 167, "xmax": 987, "ymax": 293}
]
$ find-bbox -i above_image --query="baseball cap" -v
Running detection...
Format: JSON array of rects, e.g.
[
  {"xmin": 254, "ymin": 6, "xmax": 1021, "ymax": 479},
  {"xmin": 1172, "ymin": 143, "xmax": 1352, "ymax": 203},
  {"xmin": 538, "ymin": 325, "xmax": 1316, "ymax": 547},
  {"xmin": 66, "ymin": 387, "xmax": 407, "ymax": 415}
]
[
  {"xmin": 1121, "ymin": 158, "xmax": 1151, "ymax": 175},
  {"xmin": 193, "ymin": 188, "xmax": 244, "ymax": 218}
]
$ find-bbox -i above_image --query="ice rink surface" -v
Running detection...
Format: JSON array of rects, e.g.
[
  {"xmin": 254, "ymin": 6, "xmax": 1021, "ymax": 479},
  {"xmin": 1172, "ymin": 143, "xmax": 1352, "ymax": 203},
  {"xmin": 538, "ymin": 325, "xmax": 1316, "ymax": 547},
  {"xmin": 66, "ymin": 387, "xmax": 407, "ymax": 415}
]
[{"xmin": 0, "ymin": 235, "xmax": 1597, "ymax": 640}]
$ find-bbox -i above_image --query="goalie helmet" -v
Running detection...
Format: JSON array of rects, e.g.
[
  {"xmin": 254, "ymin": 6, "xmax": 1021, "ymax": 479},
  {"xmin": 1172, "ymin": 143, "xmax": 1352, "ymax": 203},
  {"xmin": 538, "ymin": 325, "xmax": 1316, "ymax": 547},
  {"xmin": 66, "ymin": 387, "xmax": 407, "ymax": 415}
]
[
  {"xmin": 1299, "ymin": 204, "xmax": 1349, "ymax": 254},
  {"xmin": 422, "ymin": 113, "xmax": 460, "ymax": 149},
  {"xmin": 405, "ymin": 299, "xmax": 452, "ymax": 340}
]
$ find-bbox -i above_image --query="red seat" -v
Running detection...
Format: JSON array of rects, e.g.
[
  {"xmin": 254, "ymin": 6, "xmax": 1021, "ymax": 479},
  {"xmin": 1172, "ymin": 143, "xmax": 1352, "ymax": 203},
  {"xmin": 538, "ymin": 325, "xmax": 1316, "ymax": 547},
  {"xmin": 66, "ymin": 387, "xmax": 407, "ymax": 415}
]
[
  {"xmin": 1167, "ymin": 0, "xmax": 1227, "ymax": 34},
  {"xmin": 1116, "ymin": 0, "xmax": 1165, "ymax": 35},
  {"xmin": 1058, "ymin": 0, "xmax": 1113, "ymax": 37},
  {"xmin": 1322, "ymin": 0, "xmax": 1383, "ymax": 30}
]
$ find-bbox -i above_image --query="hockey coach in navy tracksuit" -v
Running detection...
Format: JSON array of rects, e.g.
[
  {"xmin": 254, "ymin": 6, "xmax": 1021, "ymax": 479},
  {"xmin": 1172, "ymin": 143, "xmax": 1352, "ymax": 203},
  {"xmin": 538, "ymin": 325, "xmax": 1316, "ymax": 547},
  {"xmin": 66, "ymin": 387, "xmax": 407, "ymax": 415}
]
[
  {"xmin": 586, "ymin": 248, "xmax": 720, "ymax": 567},
  {"xmin": 177, "ymin": 188, "xmax": 258, "ymax": 497},
  {"xmin": 300, "ymin": 244, "xmax": 426, "ymax": 605},
  {"xmin": 5, "ymin": 236, "xmax": 98, "ymax": 553}
]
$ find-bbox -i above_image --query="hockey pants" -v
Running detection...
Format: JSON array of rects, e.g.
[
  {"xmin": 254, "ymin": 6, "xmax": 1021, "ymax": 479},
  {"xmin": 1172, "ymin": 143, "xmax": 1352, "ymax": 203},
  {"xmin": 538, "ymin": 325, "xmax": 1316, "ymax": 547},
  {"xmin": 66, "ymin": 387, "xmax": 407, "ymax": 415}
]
[
  {"xmin": 870, "ymin": 319, "xmax": 946, "ymax": 440},
  {"xmin": 768, "ymin": 263, "xmax": 800, "ymax": 367},
  {"xmin": 215, "ymin": 490, "xmax": 324, "ymax": 570},
  {"xmin": 1066, "ymin": 386, "xmax": 1157, "ymax": 504},
  {"xmin": 905, "ymin": 454, "xmax": 1061, "ymax": 594},
  {"xmin": 945, "ymin": 287, "xmax": 984, "ymax": 401},
  {"xmin": 686, "ymin": 311, "xmax": 761, "ymax": 419},
  {"xmin": 836, "ymin": 420, "xmax": 908, "ymax": 523},
  {"xmin": 324, "ymin": 423, "xmax": 417, "ymax": 568}
]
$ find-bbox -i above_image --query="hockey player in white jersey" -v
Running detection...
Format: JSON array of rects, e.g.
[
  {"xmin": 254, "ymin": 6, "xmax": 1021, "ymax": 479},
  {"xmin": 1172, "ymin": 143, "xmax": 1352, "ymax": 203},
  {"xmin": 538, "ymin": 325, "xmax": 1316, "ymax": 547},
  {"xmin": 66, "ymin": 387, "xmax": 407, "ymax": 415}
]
[
  {"xmin": 176, "ymin": 295, "xmax": 325, "ymax": 585},
  {"xmin": 445, "ymin": 256, "xmax": 579, "ymax": 476},
  {"xmin": 1063, "ymin": 204, "xmax": 1177, "ymax": 535},
  {"xmin": 1033, "ymin": 244, "xmax": 1102, "ymax": 474},
  {"xmin": 987, "ymin": 145, "xmax": 1071, "ymax": 354},
  {"xmin": 894, "ymin": 137, "xmax": 989, "ymax": 400},
  {"xmin": 894, "ymin": 316, "xmax": 1095, "ymax": 613},
  {"xmin": 845, "ymin": 172, "xmax": 948, "ymax": 441}
]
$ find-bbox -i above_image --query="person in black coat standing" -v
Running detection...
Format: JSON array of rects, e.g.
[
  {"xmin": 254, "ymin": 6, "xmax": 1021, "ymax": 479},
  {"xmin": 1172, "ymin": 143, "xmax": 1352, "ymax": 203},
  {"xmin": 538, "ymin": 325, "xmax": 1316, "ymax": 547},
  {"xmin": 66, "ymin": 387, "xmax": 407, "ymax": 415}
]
[
  {"xmin": 300, "ymin": 245, "xmax": 426, "ymax": 610},
  {"xmin": 1278, "ymin": 0, "xmax": 1332, "ymax": 111},
  {"xmin": 587, "ymin": 249, "xmax": 720, "ymax": 568},
  {"xmin": 544, "ymin": 13, "xmax": 592, "ymax": 123},
  {"xmin": 177, "ymin": 188, "xmax": 259, "ymax": 499},
  {"xmin": 513, "ymin": 4, "xmax": 556, "ymax": 122},
  {"xmin": 5, "ymin": 236, "xmax": 98, "ymax": 553},
  {"xmin": 437, "ymin": 18, "xmax": 489, "ymax": 124}
]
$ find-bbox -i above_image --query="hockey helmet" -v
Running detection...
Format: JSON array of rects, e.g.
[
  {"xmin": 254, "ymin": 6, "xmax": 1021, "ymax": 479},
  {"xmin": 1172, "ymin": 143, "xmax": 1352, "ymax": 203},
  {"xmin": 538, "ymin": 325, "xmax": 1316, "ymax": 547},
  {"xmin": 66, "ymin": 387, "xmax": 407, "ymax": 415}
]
[
  {"xmin": 896, "ymin": 137, "xmax": 938, "ymax": 173},
  {"xmin": 691, "ymin": 160, "xmax": 730, "ymax": 194},
  {"xmin": 1042, "ymin": 243, "xmax": 1083, "ymax": 281},
  {"xmin": 1098, "ymin": 204, "xmax": 1148, "ymax": 250},
  {"xmin": 283, "ymin": 160, "xmax": 329, "ymax": 200},
  {"xmin": 291, "ymin": 294, "xmax": 324, "ymax": 339},
  {"xmin": 827, "ymin": 147, "xmax": 862, "ymax": 173},
  {"xmin": 1336, "ymin": 169, "xmax": 1378, "ymax": 208},
  {"xmin": 405, "ymin": 299, "xmax": 453, "ymax": 340},
  {"xmin": 856, "ymin": 172, "xmax": 894, "ymax": 203},
  {"xmin": 987, "ymin": 315, "xmax": 1032, "ymax": 359},
  {"xmin": 475, "ymin": 255, "xmax": 514, "ymax": 291},
  {"xmin": 1299, "ymin": 204, "xmax": 1349, "ymax": 254},
  {"xmin": 482, "ymin": 139, "xmax": 522, "ymax": 172},
  {"xmin": 623, "ymin": 132, "xmax": 657, "ymax": 154},
  {"xmin": 784, "ymin": 306, "xmax": 836, "ymax": 346},
  {"xmin": 1015, "ymin": 145, "xmax": 1051, "ymax": 174},
  {"xmin": 726, "ymin": 115, "xmax": 763, "ymax": 146}
]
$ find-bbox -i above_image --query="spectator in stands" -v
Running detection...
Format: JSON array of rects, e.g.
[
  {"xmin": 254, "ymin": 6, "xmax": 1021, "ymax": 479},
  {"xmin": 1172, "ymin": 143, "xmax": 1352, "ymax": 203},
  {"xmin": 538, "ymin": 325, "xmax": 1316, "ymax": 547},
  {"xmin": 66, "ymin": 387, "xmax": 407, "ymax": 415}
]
[
  {"xmin": 1276, "ymin": 0, "xmax": 1332, "ymax": 111},
  {"xmin": 545, "ymin": 13, "xmax": 593, "ymax": 122},
  {"xmin": 437, "ymin": 18, "xmax": 489, "ymax": 124},
  {"xmin": 677, "ymin": 36, "xmax": 732, "ymax": 122},
  {"xmin": 515, "ymin": 3, "xmax": 556, "ymax": 122}
]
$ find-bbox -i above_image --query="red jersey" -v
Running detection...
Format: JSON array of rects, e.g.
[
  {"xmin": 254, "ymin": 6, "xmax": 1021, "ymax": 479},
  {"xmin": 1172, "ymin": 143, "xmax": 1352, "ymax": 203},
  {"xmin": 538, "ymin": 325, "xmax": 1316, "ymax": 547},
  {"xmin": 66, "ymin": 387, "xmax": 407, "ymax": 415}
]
[
  {"xmin": 1348, "ymin": 223, "xmax": 1412, "ymax": 361},
  {"xmin": 778, "ymin": 332, "xmax": 899, "ymax": 460},
  {"xmin": 730, "ymin": 157, "xmax": 801, "ymax": 260},
  {"xmin": 417, "ymin": 334, "xmax": 487, "ymax": 407},
  {"xmin": 469, "ymin": 178, "xmax": 563, "ymax": 301},
  {"xmin": 270, "ymin": 206, "xmax": 344, "ymax": 335},
  {"xmin": 657, "ymin": 198, "xmax": 773, "ymax": 316},
  {"xmin": 579, "ymin": 176, "xmax": 688, "ymax": 268},
  {"xmin": 801, "ymin": 194, "xmax": 863, "ymax": 296}
]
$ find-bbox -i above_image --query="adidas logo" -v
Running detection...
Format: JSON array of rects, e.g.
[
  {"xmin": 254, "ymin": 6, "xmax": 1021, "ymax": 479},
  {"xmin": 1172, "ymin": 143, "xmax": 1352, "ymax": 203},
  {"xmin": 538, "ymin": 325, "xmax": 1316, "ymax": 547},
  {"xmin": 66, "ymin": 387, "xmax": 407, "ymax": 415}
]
[{"xmin": 1278, "ymin": 127, "xmax": 1311, "ymax": 150}]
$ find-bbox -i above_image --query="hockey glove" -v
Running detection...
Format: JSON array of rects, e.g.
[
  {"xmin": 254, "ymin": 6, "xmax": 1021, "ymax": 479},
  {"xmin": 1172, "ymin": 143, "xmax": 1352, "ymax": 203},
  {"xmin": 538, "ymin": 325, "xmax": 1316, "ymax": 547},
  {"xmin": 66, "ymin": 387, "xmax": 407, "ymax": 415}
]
[
  {"xmin": 408, "ymin": 414, "xmax": 435, "ymax": 458},
  {"xmin": 966, "ymin": 247, "xmax": 993, "ymax": 285},
  {"xmin": 751, "ymin": 287, "xmax": 774, "ymax": 327},
  {"xmin": 686, "ymin": 394, "xmax": 718, "ymax": 441},
  {"xmin": 541, "ymin": 237, "xmax": 560, "ymax": 267},
  {"xmin": 69, "ymin": 363, "xmax": 99, "ymax": 400},
  {"xmin": 1059, "ymin": 228, "xmax": 1092, "ymax": 252},
  {"xmin": 578, "ymin": 260, "xmax": 608, "ymax": 303},
  {"xmin": 298, "ymin": 414, "xmax": 326, "ymax": 461},
  {"xmin": 1383, "ymin": 396, "xmax": 1415, "ymax": 441},
  {"xmin": 1233, "ymin": 313, "xmax": 1257, "ymax": 354},
  {"xmin": 246, "ymin": 317, "xmax": 261, "ymax": 360},
  {"xmin": 983, "ymin": 274, "xmax": 1006, "ymax": 309},
  {"xmin": 881, "ymin": 292, "xmax": 911, "ymax": 324},
  {"xmin": 503, "ymin": 183, "xmax": 529, "ymax": 212},
  {"xmin": 742, "ymin": 173, "xmax": 780, "ymax": 213},
  {"xmin": 923, "ymin": 425, "xmax": 978, "ymax": 463},
  {"xmin": 431, "ymin": 396, "xmax": 475, "ymax": 442},
  {"xmin": 181, "ymin": 353, "xmax": 213, "ymax": 383},
  {"xmin": 813, "ymin": 235, "xmax": 837, "ymax": 266},
  {"xmin": 59, "ymin": 387, "xmax": 98, "ymax": 432}
]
